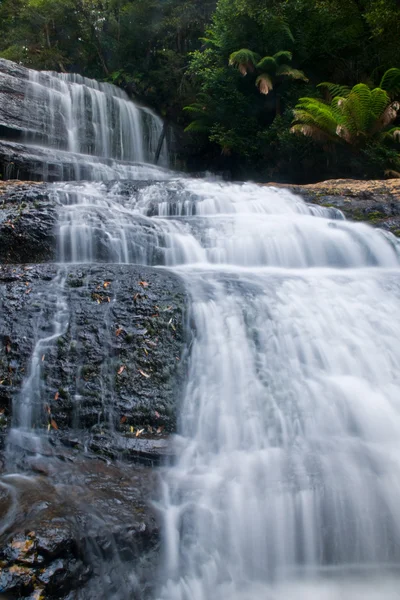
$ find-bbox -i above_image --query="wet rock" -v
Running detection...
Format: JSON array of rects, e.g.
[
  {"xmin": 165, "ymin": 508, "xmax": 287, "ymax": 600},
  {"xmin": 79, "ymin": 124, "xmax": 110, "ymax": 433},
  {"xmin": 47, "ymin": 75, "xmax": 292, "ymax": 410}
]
[
  {"xmin": 269, "ymin": 178, "xmax": 400, "ymax": 235},
  {"xmin": 0, "ymin": 455, "xmax": 158, "ymax": 598},
  {"xmin": 0, "ymin": 263, "xmax": 187, "ymax": 457},
  {"xmin": 0, "ymin": 181, "xmax": 57, "ymax": 263}
]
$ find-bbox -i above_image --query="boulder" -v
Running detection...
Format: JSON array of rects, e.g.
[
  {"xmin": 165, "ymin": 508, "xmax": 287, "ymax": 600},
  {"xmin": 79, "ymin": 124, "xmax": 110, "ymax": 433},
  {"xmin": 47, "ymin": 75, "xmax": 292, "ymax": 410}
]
[{"xmin": 0, "ymin": 263, "xmax": 187, "ymax": 459}]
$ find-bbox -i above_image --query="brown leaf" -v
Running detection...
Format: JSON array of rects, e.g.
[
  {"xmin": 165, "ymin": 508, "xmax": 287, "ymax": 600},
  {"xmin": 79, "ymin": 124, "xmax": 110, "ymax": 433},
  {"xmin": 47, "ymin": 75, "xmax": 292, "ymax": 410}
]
[
  {"xmin": 0, "ymin": 380, "xmax": 5, "ymax": 386},
  {"xmin": 116, "ymin": 328, "xmax": 123, "ymax": 337},
  {"xmin": 51, "ymin": 419, "xmax": 58, "ymax": 430},
  {"xmin": 107, "ymin": 297, "xmax": 110, "ymax": 303},
  {"xmin": 54, "ymin": 392, "xmax": 59, "ymax": 400},
  {"xmin": 157, "ymin": 426, "xmax": 165, "ymax": 434},
  {"xmin": 133, "ymin": 293, "xmax": 140, "ymax": 302},
  {"xmin": 151, "ymin": 313, "xmax": 159, "ymax": 318},
  {"xmin": 45, "ymin": 405, "xmax": 51, "ymax": 414},
  {"xmin": 6, "ymin": 344, "xmax": 11, "ymax": 354},
  {"xmin": 120, "ymin": 415, "xmax": 127, "ymax": 424},
  {"xmin": 155, "ymin": 411, "xmax": 160, "ymax": 419},
  {"xmin": 103, "ymin": 281, "xmax": 111, "ymax": 289},
  {"xmin": 135, "ymin": 428, "xmax": 145, "ymax": 437},
  {"xmin": 138, "ymin": 369, "xmax": 150, "ymax": 379},
  {"xmin": 118, "ymin": 365, "xmax": 125, "ymax": 375},
  {"xmin": 147, "ymin": 425, "xmax": 153, "ymax": 433},
  {"xmin": 143, "ymin": 348, "xmax": 149, "ymax": 356},
  {"xmin": 41, "ymin": 355, "xmax": 45, "ymax": 362},
  {"xmin": 139, "ymin": 281, "xmax": 149, "ymax": 288}
]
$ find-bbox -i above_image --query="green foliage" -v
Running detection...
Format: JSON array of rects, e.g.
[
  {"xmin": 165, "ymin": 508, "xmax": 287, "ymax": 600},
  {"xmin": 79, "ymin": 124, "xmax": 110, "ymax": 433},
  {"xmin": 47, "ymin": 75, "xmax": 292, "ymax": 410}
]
[
  {"xmin": 293, "ymin": 75, "xmax": 400, "ymax": 148},
  {"xmin": 0, "ymin": 0, "xmax": 400, "ymax": 181}
]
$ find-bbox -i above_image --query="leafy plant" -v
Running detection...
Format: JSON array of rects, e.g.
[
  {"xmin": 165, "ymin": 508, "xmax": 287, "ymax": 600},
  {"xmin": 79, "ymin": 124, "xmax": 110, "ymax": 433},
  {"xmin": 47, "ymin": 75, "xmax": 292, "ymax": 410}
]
[{"xmin": 292, "ymin": 75, "xmax": 400, "ymax": 147}]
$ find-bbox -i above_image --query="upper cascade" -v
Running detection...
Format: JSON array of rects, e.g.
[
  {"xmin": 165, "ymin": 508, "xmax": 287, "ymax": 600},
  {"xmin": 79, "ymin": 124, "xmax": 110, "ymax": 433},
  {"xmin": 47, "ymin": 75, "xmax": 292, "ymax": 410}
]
[
  {"xmin": 26, "ymin": 69, "xmax": 168, "ymax": 165},
  {"xmin": 0, "ymin": 58, "xmax": 169, "ymax": 181}
]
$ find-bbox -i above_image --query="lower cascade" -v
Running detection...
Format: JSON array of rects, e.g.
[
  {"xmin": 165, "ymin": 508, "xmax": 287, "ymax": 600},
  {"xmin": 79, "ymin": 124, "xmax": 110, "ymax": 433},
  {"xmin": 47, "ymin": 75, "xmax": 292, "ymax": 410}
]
[{"xmin": 2, "ymin": 116, "xmax": 400, "ymax": 596}]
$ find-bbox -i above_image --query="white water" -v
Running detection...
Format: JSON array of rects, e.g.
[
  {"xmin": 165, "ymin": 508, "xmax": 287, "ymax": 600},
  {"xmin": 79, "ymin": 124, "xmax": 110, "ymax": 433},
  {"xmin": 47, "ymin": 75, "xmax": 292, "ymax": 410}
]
[
  {"xmin": 25, "ymin": 69, "xmax": 168, "ymax": 165},
  {"xmin": 49, "ymin": 178, "xmax": 400, "ymax": 598}
]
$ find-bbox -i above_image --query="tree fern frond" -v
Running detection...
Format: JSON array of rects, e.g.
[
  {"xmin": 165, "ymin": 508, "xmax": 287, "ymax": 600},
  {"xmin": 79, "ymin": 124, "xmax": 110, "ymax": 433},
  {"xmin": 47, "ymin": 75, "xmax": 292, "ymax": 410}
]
[
  {"xmin": 257, "ymin": 56, "xmax": 277, "ymax": 74},
  {"xmin": 184, "ymin": 121, "xmax": 210, "ymax": 133},
  {"xmin": 379, "ymin": 68, "xmax": 400, "ymax": 99},
  {"xmin": 276, "ymin": 65, "xmax": 308, "ymax": 81},
  {"xmin": 229, "ymin": 49, "xmax": 259, "ymax": 75},
  {"xmin": 317, "ymin": 82, "xmax": 351, "ymax": 100},
  {"xmin": 256, "ymin": 74, "xmax": 273, "ymax": 95},
  {"xmin": 273, "ymin": 50, "xmax": 292, "ymax": 65},
  {"xmin": 183, "ymin": 103, "xmax": 209, "ymax": 116}
]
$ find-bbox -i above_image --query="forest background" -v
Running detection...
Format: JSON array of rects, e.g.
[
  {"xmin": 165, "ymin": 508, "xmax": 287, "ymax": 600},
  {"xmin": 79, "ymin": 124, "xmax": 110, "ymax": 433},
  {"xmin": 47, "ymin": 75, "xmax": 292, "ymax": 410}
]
[{"xmin": 1, "ymin": 0, "xmax": 400, "ymax": 182}]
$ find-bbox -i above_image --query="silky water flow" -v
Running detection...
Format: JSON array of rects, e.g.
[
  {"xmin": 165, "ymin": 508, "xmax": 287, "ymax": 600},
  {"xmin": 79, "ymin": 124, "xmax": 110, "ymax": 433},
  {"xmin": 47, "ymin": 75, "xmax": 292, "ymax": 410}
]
[
  {"xmin": 54, "ymin": 178, "xmax": 400, "ymax": 599},
  {"xmin": 2, "ymin": 63, "xmax": 400, "ymax": 599}
]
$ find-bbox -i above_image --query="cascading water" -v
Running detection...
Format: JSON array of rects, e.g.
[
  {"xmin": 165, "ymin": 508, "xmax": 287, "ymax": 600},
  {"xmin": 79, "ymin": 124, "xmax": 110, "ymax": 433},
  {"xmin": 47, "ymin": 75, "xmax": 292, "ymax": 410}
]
[
  {"xmin": 25, "ymin": 70, "xmax": 168, "ymax": 166},
  {"xmin": 0, "ymin": 58, "xmax": 170, "ymax": 181},
  {"xmin": 49, "ymin": 178, "xmax": 400, "ymax": 598},
  {"xmin": 2, "ymin": 59, "xmax": 400, "ymax": 596}
]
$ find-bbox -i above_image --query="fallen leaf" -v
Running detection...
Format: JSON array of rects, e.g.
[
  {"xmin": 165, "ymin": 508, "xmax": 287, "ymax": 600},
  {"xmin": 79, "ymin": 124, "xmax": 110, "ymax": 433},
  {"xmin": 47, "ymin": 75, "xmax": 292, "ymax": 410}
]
[
  {"xmin": 120, "ymin": 415, "xmax": 127, "ymax": 424},
  {"xmin": 155, "ymin": 411, "xmax": 160, "ymax": 419},
  {"xmin": 143, "ymin": 348, "xmax": 148, "ymax": 356},
  {"xmin": 139, "ymin": 281, "xmax": 149, "ymax": 288},
  {"xmin": 41, "ymin": 355, "xmax": 45, "ymax": 362},
  {"xmin": 45, "ymin": 405, "xmax": 51, "ymax": 414},
  {"xmin": 118, "ymin": 365, "xmax": 125, "ymax": 375},
  {"xmin": 54, "ymin": 392, "xmax": 59, "ymax": 400},
  {"xmin": 51, "ymin": 419, "xmax": 58, "ymax": 430},
  {"xmin": 133, "ymin": 293, "xmax": 139, "ymax": 302},
  {"xmin": 103, "ymin": 281, "xmax": 111, "ymax": 288},
  {"xmin": 136, "ymin": 428, "xmax": 145, "ymax": 437},
  {"xmin": 146, "ymin": 340, "xmax": 157, "ymax": 348},
  {"xmin": 116, "ymin": 328, "xmax": 123, "ymax": 337},
  {"xmin": 107, "ymin": 297, "xmax": 110, "ymax": 303},
  {"xmin": 6, "ymin": 344, "xmax": 11, "ymax": 354},
  {"xmin": 138, "ymin": 369, "xmax": 150, "ymax": 379},
  {"xmin": 130, "ymin": 426, "xmax": 134, "ymax": 433},
  {"xmin": 147, "ymin": 425, "xmax": 153, "ymax": 433},
  {"xmin": 0, "ymin": 381, "xmax": 4, "ymax": 386},
  {"xmin": 157, "ymin": 426, "xmax": 165, "ymax": 434},
  {"xmin": 47, "ymin": 423, "xmax": 51, "ymax": 432},
  {"xmin": 151, "ymin": 313, "xmax": 159, "ymax": 318}
]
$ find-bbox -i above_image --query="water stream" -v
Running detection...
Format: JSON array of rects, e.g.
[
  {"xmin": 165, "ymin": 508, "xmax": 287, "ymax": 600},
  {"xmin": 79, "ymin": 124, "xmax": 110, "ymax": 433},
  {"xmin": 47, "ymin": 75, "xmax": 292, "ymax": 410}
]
[
  {"xmin": 2, "ymin": 63, "xmax": 400, "ymax": 599},
  {"xmin": 51, "ymin": 179, "xmax": 400, "ymax": 598}
]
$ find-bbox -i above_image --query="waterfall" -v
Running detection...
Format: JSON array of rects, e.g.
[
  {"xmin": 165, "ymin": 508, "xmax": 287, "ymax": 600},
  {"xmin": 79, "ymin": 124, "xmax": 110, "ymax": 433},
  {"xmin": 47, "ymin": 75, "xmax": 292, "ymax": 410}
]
[
  {"xmin": 0, "ymin": 59, "xmax": 170, "ymax": 180},
  {"xmin": 2, "ymin": 59, "xmax": 400, "ymax": 596},
  {"xmin": 49, "ymin": 178, "xmax": 400, "ymax": 598}
]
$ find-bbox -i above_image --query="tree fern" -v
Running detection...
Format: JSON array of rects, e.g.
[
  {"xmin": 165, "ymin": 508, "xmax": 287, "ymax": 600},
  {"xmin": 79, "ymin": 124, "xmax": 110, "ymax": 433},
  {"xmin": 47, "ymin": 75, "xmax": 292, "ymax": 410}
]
[{"xmin": 293, "ymin": 80, "xmax": 400, "ymax": 148}]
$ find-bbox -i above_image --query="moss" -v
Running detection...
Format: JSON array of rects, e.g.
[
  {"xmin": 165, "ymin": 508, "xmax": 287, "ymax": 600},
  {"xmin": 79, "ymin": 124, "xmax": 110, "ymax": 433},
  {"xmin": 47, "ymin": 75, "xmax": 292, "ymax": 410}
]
[
  {"xmin": 67, "ymin": 278, "xmax": 84, "ymax": 288},
  {"xmin": 366, "ymin": 210, "xmax": 386, "ymax": 223}
]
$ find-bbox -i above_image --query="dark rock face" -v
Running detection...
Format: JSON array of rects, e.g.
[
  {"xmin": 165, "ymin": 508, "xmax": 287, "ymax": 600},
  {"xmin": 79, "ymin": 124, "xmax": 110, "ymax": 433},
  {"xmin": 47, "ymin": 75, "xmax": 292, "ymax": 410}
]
[
  {"xmin": 273, "ymin": 179, "xmax": 400, "ymax": 236},
  {"xmin": 0, "ymin": 181, "xmax": 57, "ymax": 263},
  {"xmin": 0, "ymin": 263, "xmax": 186, "ymax": 458}
]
